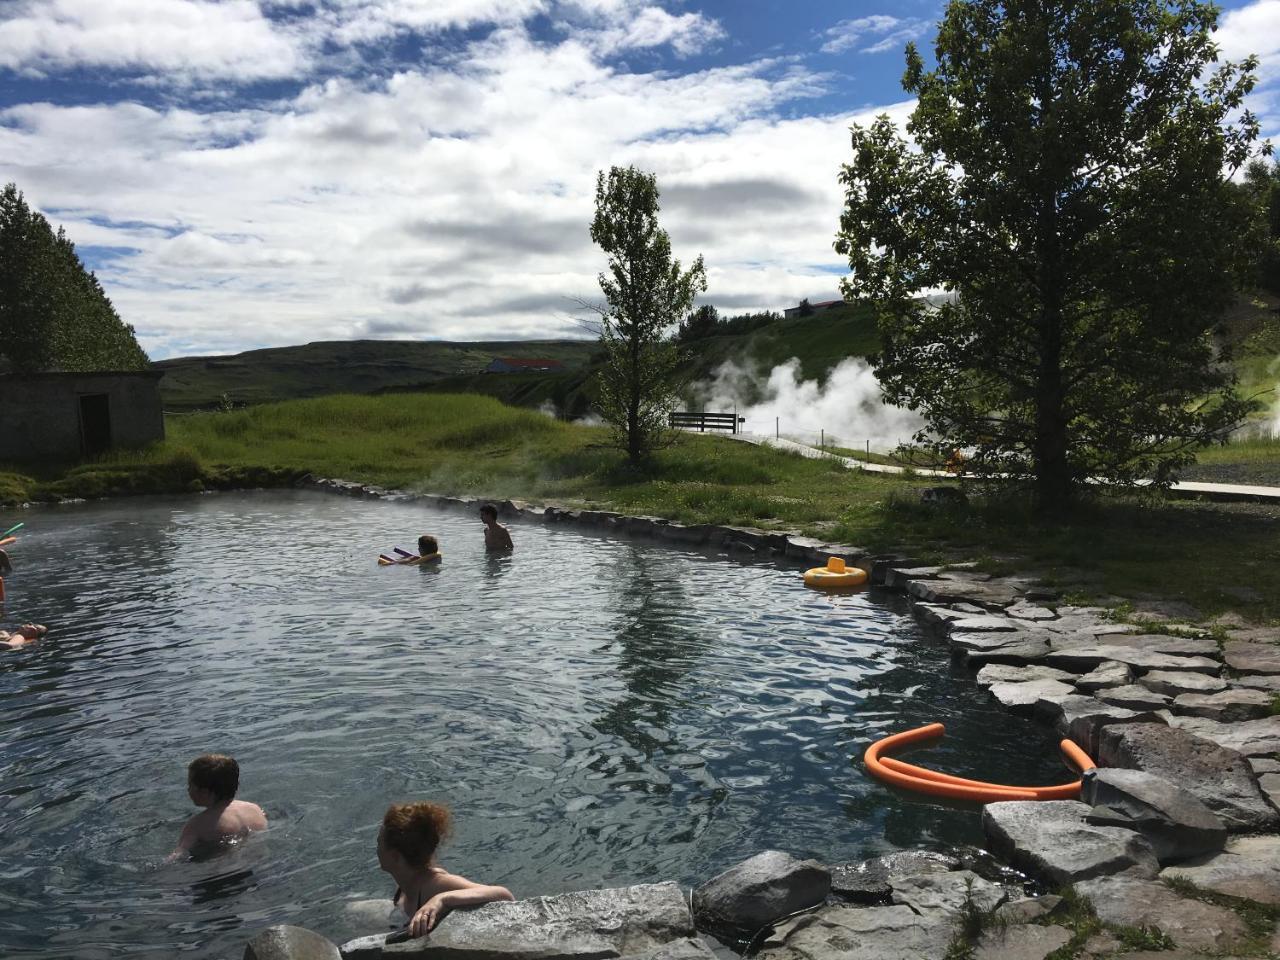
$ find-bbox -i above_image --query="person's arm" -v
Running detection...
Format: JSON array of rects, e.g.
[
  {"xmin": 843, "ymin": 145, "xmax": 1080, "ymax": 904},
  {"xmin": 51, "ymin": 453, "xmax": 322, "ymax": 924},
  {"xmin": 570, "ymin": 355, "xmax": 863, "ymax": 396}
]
[
  {"xmin": 500, "ymin": 527, "xmax": 513, "ymax": 551},
  {"xmin": 165, "ymin": 816, "xmax": 201, "ymax": 863},
  {"xmin": 407, "ymin": 876, "xmax": 514, "ymax": 937},
  {"xmin": 0, "ymin": 550, "xmax": 11, "ymax": 574}
]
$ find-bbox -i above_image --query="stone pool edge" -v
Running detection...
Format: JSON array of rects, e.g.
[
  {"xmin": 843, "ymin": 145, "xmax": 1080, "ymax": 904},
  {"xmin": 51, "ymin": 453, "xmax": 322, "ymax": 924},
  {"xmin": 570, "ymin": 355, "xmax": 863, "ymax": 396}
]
[{"xmin": 262, "ymin": 477, "xmax": 1280, "ymax": 959}]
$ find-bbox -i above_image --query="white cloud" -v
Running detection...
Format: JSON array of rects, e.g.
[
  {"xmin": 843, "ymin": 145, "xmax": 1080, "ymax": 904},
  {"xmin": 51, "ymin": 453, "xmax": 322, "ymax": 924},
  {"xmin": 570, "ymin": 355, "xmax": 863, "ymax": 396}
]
[
  {"xmin": 1215, "ymin": 0, "xmax": 1280, "ymax": 142},
  {"xmin": 590, "ymin": 6, "xmax": 724, "ymax": 57},
  {"xmin": 820, "ymin": 14, "xmax": 930, "ymax": 56},
  {"xmin": 0, "ymin": 0, "xmax": 308, "ymax": 81}
]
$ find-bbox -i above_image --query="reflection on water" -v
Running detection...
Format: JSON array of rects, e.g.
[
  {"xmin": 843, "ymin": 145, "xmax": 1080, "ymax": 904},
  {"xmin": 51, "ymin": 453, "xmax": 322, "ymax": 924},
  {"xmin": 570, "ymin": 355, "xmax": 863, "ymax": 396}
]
[{"xmin": 0, "ymin": 492, "xmax": 1066, "ymax": 958}]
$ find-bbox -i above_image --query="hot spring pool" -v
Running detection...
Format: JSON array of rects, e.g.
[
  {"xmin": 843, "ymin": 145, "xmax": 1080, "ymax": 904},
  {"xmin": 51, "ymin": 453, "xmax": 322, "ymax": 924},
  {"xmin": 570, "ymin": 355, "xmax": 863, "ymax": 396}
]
[{"xmin": 0, "ymin": 491, "xmax": 1066, "ymax": 957}]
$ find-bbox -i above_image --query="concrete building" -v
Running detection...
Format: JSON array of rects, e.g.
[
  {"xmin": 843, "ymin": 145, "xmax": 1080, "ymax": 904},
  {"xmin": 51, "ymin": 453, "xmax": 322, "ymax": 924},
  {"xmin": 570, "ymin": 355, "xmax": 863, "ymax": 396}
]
[{"xmin": 0, "ymin": 371, "xmax": 165, "ymax": 462}]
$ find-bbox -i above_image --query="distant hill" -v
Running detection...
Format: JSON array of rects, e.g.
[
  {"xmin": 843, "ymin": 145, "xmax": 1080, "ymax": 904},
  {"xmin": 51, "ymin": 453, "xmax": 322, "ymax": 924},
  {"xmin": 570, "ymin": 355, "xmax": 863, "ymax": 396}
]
[{"xmin": 155, "ymin": 338, "xmax": 598, "ymax": 410}]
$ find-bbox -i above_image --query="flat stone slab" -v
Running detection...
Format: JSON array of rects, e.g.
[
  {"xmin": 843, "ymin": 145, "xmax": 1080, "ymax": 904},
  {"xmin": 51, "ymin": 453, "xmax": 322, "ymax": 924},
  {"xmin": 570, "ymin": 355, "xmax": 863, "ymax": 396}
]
[
  {"xmin": 1075, "ymin": 876, "xmax": 1250, "ymax": 952},
  {"xmin": 340, "ymin": 883, "xmax": 694, "ymax": 960},
  {"xmin": 973, "ymin": 924, "xmax": 1071, "ymax": 960},
  {"xmin": 1042, "ymin": 646, "xmax": 1219, "ymax": 675},
  {"xmin": 758, "ymin": 904, "xmax": 953, "ymax": 960},
  {"xmin": 1074, "ymin": 661, "xmax": 1133, "ymax": 693},
  {"xmin": 948, "ymin": 616, "xmax": 1019, "ymax": 633},
  {"xmin": 909, "ymin": 579, "xmax": 1024, "ymax": 607},
  {"xmin": 1096, "ymin": 684, "xmax": 1171, "ymax": 711},
  {"xmin": 1172, "ymin": 689, "xmax": 1274, "ymax": 722},
  {"xmin": 976, "ymin": 664, "xmax": 1076, "ymax": 687},
  {"xmin": 692, "ymin": 851, "xmax": 829, "ymax": 935},
  {"xmin": 1081, "ymin": 768, "xmax": 1226, "ymax": 863},
  {"xmin": 888, "ymin": 870, "xmax": 1007, "ymax": 916},
  {"xmin": 1097, "ymin": 724, "xmax": 1279, "ymax": 831},
  {"xmin": 1222, "ymin": 641, "xmax": 1280, "ymax": 675},
  {"xmin": 1140, "ymin": 670, "xmax": 1227, "ymax": 697},
  {"xmin": 952, "ymin": 632, "xmax": 1053, "ymax": 665},
  {"xmin": 988, "ymin": 679, "xmax": 1076, "ymax": 714},
  {"xmin": 981, "ymin": 800, "xmax": 1158, "ymax": 886},
  {"xmin": 1070, "ymin": 633, "xmax": 1221, "ymax": 658},
  {"xmin": 1234, "ymin": 673, "xmax": 1280, "ymax": 692},
  {"xmin": 1004, "ymin": 601, "xmax": 1057, "ymax": 622},
  {"xmin": 1161, "ymin": 835, "xmax": 1280, "ymax": 905},
  {"xmin": 1165, "ymin": 715, "xmax": 1280, "ymax": 759},
  {"xmin": 1260, "ymin": 773, "xmax": 1280, "ymax": 813}
]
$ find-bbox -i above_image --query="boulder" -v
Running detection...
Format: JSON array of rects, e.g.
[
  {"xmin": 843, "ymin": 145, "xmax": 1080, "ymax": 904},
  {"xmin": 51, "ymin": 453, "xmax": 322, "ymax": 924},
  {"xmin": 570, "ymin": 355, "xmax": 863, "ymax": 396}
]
[
  {"xmin": 1139, "ymin": 670, "xmax": 1227, "ymax": 697},
  {"xmin": 988, "ymin": 679, "xmax": 1076, "ymax": 715},
  {"xmin": 1164, "ymin": 715, "xmax": 1280, "ymax": 758},
  {"xmin": 1073, "ymin": 661, "xmax": 1133, "ymax": 693},
  {"xmin": 244, "ymin": 926, "xmax": 341, "ymax": 960},
  {"xmin": 340, "ymin": 883, "xmax": 693, "ymax": 960},
  {"xmin": 1042, "ymin": 646, "xmax": 1219, "ymax": 675},
  {"xmin": 1074, "ymin": 876, "xmax": 1250, "ymax": 953},
  {"xmin": 1222, "ymin": 641, "xmax": 1280, "ymax": 675},
  {"xmin": 1096, "ymin": 724, "xmax": 1279, "ymax": 831},
  {"xmin": 975, "ymin": 663, "xmax": 1076, "ymax": 687},
  {"xmin": 1080, "ymin": 768, "xmax": 1226, "ymax": 863},
  {"xmin": 1033, "ymin": 694, "xmax": 1162, "ymax": 754},
  {"xmin": 692, "ymin": 851, "xmax": 830, "ymax": 936},
  {"xmin": 1095, "ymin": 685, "xmax": 1171, "ymax": 711},
  {"xmin": 1160, "ymin": 835, "xmax": 1280, "ymax": 905},
  {"xmin": 757, "ymin": 904, "xmax": 953, "ymax": 960},
  {"xmin": 973, "ymin": 924, "xmax": 1071, "ymax": 960},
  {"xmin": 1172, "ymin": 689, "xmax": 1274, "ymax": 722},
  {"xmin": 828, "ymin": 850, "xmax": 959, "ymax": 904},
  {"xmin": 981, "ymin": 800, "xmax": 1159, "ymax": 885},
  {"xmin": 888, "ymin": 870, "xmax": 1007, "ymax": 916}
]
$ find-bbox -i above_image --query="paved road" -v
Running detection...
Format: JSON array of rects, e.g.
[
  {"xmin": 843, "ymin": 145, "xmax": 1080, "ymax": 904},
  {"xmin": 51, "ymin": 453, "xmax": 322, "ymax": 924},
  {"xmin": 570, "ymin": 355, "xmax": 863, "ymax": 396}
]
[{"xmin": 730, "ymin": 432, "xmax": 1280, "ymax": 504}]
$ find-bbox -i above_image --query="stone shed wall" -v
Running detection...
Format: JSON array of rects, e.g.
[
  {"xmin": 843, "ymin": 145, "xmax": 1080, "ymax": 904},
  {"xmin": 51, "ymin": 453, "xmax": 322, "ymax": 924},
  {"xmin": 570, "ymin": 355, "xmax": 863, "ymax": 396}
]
[{"xmin": 0, "ymin": 372, "xmax": 165, "ymax": 462}]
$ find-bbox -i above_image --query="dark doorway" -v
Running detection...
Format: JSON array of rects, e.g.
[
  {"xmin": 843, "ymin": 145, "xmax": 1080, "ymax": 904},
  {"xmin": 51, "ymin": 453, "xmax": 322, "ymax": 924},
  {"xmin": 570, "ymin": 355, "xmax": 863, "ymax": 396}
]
[{"xmin": 79, "ymin": 393, "xmax": 112, "ymax": 457}]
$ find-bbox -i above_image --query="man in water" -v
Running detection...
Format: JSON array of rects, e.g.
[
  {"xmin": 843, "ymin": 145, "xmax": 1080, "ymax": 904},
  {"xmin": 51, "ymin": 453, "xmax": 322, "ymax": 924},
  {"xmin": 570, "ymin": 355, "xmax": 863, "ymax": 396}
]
[
  {"xmin": 169, "ymin": 754, "xmax": 267, "ymax": 861},
  {"xmin": 1, "ymin": 624, "xmax": 48, "ymax": 648},
  {"xmin": 479, "ymin": 504, "xmax": 513, "ymax": 552}
]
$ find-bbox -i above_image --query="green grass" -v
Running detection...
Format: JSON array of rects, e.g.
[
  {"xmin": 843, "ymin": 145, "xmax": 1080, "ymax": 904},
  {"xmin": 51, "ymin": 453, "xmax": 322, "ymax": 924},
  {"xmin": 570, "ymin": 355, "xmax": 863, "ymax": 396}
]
[
  {"xmin": 3, "ymin": 391, "xmax": 1277, "ymax": 623},
  {"xmin": 1179, "ymin": 433, "xmax": 1280, "ymax": 486}
]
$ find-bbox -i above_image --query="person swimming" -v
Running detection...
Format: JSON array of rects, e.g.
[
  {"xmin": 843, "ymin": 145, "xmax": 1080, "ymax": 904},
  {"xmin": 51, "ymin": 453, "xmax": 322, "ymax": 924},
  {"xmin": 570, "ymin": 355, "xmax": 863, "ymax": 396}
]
[
  {"xmin": 1, "ymin": 624, "xmax": 48, "ymax": 649},
  {"xmin": 478, "ymin": 505, "xmax": 513, "ymax": 553},
  {"xmin": 168, "ymin": 754, "xmax": 268, "ymax": 862}
]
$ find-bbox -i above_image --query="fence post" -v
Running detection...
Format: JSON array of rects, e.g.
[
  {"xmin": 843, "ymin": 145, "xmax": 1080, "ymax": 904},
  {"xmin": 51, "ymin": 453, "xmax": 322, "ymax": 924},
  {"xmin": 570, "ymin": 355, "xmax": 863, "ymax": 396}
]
[
  {"xmin": 820, "ymin": 428, "xmax": 824, "ymax": 453},
  {"xmin": 866, "ymin": 439, "xmax": 870, "ymax": 463},
  {"xmin": 775, "ymin": 417, "xmax": 779, "ymax": 439}
]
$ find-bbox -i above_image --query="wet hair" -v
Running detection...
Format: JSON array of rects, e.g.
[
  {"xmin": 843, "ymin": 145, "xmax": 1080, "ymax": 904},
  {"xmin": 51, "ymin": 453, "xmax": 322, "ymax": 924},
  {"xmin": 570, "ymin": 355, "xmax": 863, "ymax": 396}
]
[
  {"xmin": 188, "ymin": 754, "xmax": 239, "ymax": 803},
  {"xmin": 382, "ymin": 801, "xmax": 451, "ymax": 867},
  {"xmin": 479, "ymin": 503, "xmax": 498, "ymax": 521},
  {"xmin": 417, "ymin": 534, "xmax": 439, "ymax": 556}
]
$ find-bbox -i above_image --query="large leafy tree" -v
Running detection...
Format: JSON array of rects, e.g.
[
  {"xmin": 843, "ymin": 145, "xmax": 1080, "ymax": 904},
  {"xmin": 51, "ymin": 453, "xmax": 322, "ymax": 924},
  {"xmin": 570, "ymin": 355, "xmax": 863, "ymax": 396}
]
[
  {"xmin": 834, "ymin": 0, "xmax": 1266, "ymax": 513},
  {"xmin": 591, "ymin": 165, "xmax": 706, "ymax": 464},
  {"xmin": 0, "ymin": 183, "xmax": 149, "ymax": 373}
]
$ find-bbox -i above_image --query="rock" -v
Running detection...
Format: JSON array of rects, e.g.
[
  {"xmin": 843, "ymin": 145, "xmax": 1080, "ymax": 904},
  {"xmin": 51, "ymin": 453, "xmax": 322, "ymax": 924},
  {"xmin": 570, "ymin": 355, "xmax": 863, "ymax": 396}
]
[
  {"xmin": 629, "ymin": 939, "xmax": 721, "ymax": 960},
  {"xmin": 864, "ymin": 557, "xmax": 929, "ymax": 585},
  {"xmin": 244, "ymin": 926, "xmax": 341, "ymax": 960},
  {"xmin": 757, "ymin": 905, "xmax": 952, "ymax": 960},
  {"xmin": 1250, "ymin": 757, "xmax": 1280, "ymax": 775},
  {"xmin": 1222, "ymin": 641, "xmax": 1280, "ymax": 675},
  {"xmin": 912, "ymin": 604, "xmax": 975, "ymax": 629},
  {"xmin": 1033, "ymin": 694, "xmax": 1162, "ymax": 754},
  {"xmin": 1042, "ymin": 646, "xmax": 1219, "ymax": 675},
  {"xmin": 1234, "ymin": 674, "xmax": 1280, "ymax": 692},
  {"xmin": 1165, "ymin": 715, "xmax": 1280, "ymax": 758},
  {"xmin": 973, "ymin": 924, "xmax": 1071, "ymax": 960},
  {"xmin": 884, "ymin": 566, "xmax": 944, "ymax": 589},
  {"xmin": 988, "ymin": 679, "xmax": 1077, "ymax": 714},
  {"xmin": 1080, "ymin": 768, "xmax": 1226, "ymax": 863},
  {"xmin": 1097, "ymin": 723, "xmax": 1279, "ymax": 831},
  {"xmin": 1075, "ymin": 876, "xmax": 1250, "ymax": 952},
  {"xmin": 1172, "ymin": 689, "xmax": 1274, "ymax": 722},
  {"xmin": 888, "ymin": 870, "xmax": 1007, "ymax": 916},
  {"xmin": 828, "ymin": 850, "xmax": 959, "ymax": 904},
  {"xmin": 975, "ymin": 664, "xmax": 1076, "ymax": 687},
  {"xmin": 1259, "ymin": 773, "xmax": 1280, "ymax": 813},
  {"xmin": 692, "ymin": 851, "xmax": 830, "ymax": 936},
  {"xmin": 1004, "ymin": 601, "xmax": 1057, "ymax": 622},
  {"xmin": 1075, "ymin": 633, "xmax": 1221, "ymax": 658},
  {"xmin": 948, "ymin": 616, "xmax": 1019, "ymax": 633},
  {"xmin": 981, "ymin": 800, "xmax": 1159, "ymax": 885},
  {"xmin": 909, "ymin": 579, "xmax": 1024, "ymax": 607},
  {"xmin": 1139, "ymin": 670, "xmax": 1227, "ymax": 697},
  {"xmin": 1161, "ymin": 835, "xmax": 1280, "ymax": 905},
  {"xmin": 951, "ymin": 632, "xmax": 1053, "ymax": 666},
  {"xmin": 783, "ymin": 536, "xmax": 829, "ymax": 560},
  {"xmin": 1074, "ymin": 661, "xmax": 1134, "ymax": 693},
  {"xmin": 340, "ymin": 883, "xmax": 693, "ymax": 960},
  {"xmin": 992, "ymin": 895, "xmax": 1063, "ymax": 925},
  {"xmin": 1095, "ymin": 684, "xmax": 1171, "ymax": 711}
]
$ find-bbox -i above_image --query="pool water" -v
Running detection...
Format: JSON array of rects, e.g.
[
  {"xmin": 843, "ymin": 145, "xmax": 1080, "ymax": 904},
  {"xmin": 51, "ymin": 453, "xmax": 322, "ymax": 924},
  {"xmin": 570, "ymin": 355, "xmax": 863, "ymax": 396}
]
[{"xmin": 0, "ymin": 491, "xmax": 1067, "ymax": 958}]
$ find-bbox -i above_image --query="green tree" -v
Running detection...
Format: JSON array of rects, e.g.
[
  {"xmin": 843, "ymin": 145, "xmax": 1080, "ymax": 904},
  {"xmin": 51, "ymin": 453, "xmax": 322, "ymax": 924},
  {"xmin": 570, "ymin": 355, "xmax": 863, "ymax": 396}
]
[
  {"xmin": 834, "ymin": 0, "xmax": 1266, "ymax": 513},
  {"xmin": 678, "ymin": 304, "xmax": 720, "ymax": 343},
  {"xmin": 590, "ymin": 165, "xmax": 706, "ymax": 464},
  {"xmin": 1238, "ymin": 158, "xmax": 1280, "ymax": 294},
  {"xmin": 797, "ymin": 297, "xmax": 814, "ymax": 317},
  {"xmin": 0, "ymin": 182, "xmax": 149, "ymax": 373}
]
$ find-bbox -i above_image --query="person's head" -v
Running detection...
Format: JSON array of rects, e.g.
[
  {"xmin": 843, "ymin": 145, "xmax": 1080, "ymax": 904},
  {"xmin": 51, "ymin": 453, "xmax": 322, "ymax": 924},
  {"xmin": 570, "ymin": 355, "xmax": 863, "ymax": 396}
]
[
  {"xmin": 17, "ymin": 624, "xmax": 47, "ymax": 640},
  {"xmin": 479, "ymin": 504, "xmax": 498, "ymax": 524},
  {"xmin": 187, "ymin": 754, "xmax": 239, "ymax": 807},
  {"xmin": 417, "ymin": 534, "xmax": 438, "ymax": 556},
  {"xmin": 377, "ymin": 801, "xmax": 451, "ymax": 874}
]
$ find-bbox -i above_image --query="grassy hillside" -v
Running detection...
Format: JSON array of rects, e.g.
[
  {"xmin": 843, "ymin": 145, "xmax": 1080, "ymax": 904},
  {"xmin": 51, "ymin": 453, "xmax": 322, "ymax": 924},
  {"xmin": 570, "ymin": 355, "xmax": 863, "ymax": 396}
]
[{"xmin": 156, "ymin": 338, "xmax": 598, "ymax": 410}]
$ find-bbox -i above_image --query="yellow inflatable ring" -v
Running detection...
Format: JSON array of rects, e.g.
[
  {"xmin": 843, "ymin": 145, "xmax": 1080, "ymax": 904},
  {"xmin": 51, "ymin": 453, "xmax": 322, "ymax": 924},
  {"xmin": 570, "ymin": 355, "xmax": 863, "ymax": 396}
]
[{"xmin": 803, "ymin": 557, "xmax": 868, "ymax": 589}]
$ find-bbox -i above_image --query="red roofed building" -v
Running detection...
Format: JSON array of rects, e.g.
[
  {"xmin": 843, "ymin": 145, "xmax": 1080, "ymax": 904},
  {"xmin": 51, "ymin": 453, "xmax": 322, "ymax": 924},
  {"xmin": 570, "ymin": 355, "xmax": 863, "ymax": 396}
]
[{"xmin": 483, "ymin": 357, "xmax": 566, "ymax": 373}]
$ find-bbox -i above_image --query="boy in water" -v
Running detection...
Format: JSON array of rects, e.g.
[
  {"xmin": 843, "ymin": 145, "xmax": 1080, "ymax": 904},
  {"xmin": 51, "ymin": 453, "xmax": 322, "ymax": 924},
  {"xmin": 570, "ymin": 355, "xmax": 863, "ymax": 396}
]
[
  {"xmin": 1, "ymin": 623, "xmax": 47, "ymax": 649},
  {"xmin": 168, "ymin": 754, "xmax": 267, "ymax": 861},
  {"xmin": 478, "ymin": 504, "xmax": 513, "ymax": 553}
]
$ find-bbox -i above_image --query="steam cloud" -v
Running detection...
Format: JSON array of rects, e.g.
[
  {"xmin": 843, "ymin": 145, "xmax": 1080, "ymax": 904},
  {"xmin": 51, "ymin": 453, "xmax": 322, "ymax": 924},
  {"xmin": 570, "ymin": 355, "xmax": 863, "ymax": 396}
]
[{"xmin": 691, "ymin": 357, "xmax": 924, "ymax": 452}]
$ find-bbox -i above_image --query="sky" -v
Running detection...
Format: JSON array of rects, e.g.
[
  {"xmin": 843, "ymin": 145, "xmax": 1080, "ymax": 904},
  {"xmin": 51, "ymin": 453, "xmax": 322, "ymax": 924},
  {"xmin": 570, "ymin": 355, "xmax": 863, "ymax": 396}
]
[{"xmin": 2, "ymin": 0, "xmax": 1277, "ymax": 360}]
